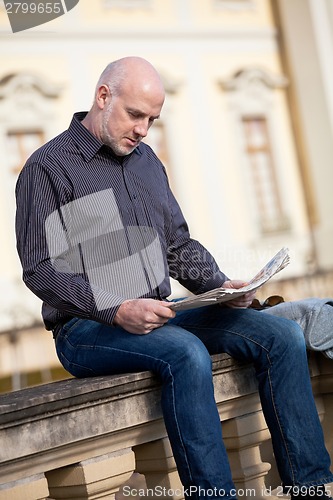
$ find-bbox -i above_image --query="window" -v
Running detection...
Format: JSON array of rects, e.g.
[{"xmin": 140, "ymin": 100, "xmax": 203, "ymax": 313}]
[
  {"xmin": 219, "ymin": 67, "xmax": 291, "ymax": 236},
  {"xmin": 6, "ymin": 131, "xmax": 44, "ymax": 175},
  {"xmin": 242, "ymin": 117, "xmax": 289, "ymax": 233},
  {"xmin": 0, "ymin": 72, "xmax": 61, "ymax": 321},
  {"xmin": 143, "ymin": 121, "xmax": 170, "ymax": 168}
]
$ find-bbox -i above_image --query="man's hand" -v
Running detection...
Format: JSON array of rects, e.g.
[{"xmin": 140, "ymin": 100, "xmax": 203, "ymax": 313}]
[
  {"xmin": 222, "ymin": 280, "xmax": 257, "ymax": 309},
  {"xmin": 113, "ymin": 298, "xmax": 176, "ymax": 334}
]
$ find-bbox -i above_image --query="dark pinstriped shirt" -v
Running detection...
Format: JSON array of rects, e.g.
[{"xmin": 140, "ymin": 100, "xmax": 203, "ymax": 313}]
[{"xmin": 15, "ymin": 112, "xmax": 227, "ymax": 330}]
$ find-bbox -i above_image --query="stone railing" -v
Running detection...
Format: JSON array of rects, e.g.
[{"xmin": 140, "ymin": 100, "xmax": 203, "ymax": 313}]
[
  {"xmin": 0, "ymin": 352, "xmax": 332, "ymax": 500},
  {"xmin": 257, "ymin": 270, "xmax": 333, "ymax": 303}
]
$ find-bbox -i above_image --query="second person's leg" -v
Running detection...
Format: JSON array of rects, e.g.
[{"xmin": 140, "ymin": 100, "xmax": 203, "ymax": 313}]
[{"xmin": 171, "ymin": 306, "xmax": 333, "ymax": 491}]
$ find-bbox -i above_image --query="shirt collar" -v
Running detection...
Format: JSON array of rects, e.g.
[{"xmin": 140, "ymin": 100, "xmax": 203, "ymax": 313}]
[{"xmin": 68, "ymin": 111, "xmax": 142, "ymax": 162}]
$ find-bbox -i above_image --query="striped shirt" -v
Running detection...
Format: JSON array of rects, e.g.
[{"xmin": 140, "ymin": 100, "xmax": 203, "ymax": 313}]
[{"xmin": 15, "ymin": 112, "xmax": 227, "ymax": 330}]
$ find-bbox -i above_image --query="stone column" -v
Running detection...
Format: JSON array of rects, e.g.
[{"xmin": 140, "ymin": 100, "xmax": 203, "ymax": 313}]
[
  {"xmin": 134, "ymin": 438, "xmax": 183, "ymax": 500},
  {"xmin": 222, "ymin": 410, "xmax": 272, "ymax": 499},
  {"xmin": 46, "ymin": 448, "xmax": 135, "ymax": 500},
  {"xmin": 274, "ymin": 0, "xmax": 333, "ymax": 269}
]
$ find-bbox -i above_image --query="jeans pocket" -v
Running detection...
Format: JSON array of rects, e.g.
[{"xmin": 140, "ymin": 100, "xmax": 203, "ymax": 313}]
[
  {"xmin": 61, "ymin": 317, "xmax": 82, "ymax": 338},
  {"xmin": 56, "ymin": 318, "xmax": 86, "ymax": 362},
  {"xmin": 56, "ymin": 318, "xmax": 98, "ymax": 377},
  {"xmin": 58, "ymin": 350, "xmax": 97, "ymax": 378}
]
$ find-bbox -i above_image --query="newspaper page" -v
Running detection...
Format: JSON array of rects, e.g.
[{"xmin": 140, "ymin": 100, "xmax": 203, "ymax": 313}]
[{"xmin": 170, "ymin": 247, "xmax": 290, "ymax": 312}]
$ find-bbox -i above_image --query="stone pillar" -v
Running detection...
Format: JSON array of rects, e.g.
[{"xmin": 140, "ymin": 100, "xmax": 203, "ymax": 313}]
[
  {"xmin": 134, "ymin": 438, "xmax": 183, "ymax": 500},
  {"xmin": 222, "ymin": 410, "xmax": 272, "ymax": 499},
  {"xmin": 274, "ymin": 0, "xmax": 333, "ymax": 269},
  {"xmin": 0, "ymin": 474, "xmax": 49, "ymax": 500},
  {"xmin": 46, "ymin": 448, "xmax": 135, "ymax": 500}
]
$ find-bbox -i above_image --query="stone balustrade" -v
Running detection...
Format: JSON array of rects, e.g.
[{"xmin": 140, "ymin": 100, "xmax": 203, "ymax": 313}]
[{"xmin": 0, "ymin": 352, "xmax": 332, "ymax": 500}]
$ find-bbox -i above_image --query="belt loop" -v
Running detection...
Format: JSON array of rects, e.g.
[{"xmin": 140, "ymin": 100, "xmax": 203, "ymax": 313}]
[{"xmin": 52, "ymin": 322, "xmax": 63, "ymax": 340}]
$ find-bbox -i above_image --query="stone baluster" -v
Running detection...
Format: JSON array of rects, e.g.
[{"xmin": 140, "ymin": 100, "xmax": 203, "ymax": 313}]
[
  {"xmin": 45, "ymin": 448, "xmax": 135, "ymax": 500},
  {"xmin": 0, "ymin": 474, "xmax": 49, "ymax": 500},
  {"xmin": 222, "ymin": 410, "xmax": 273, "ymax": 499},
  {"xmin": 134, "ymin": 438, "xmax": 183, "ymax": 500}
]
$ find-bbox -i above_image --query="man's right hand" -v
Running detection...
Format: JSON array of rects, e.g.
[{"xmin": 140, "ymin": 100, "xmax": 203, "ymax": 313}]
[{"xmin": 113, "ymin": 298, "xmax": 176, "ymax": 334}]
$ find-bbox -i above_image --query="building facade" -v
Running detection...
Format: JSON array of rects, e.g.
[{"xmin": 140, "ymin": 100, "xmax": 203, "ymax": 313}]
[{"xmin": 0, "ymin": 0, "xmax": 333, "ymax": 388}]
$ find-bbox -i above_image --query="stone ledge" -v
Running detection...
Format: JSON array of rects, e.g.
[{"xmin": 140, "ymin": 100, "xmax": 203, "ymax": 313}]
[
  {"xmin": 0, "ymin": 353, "xmax": 257, "ymax": 425},
  {"xmin": 0, "ymin": 352, "xmax": 331, "ymax": 499},
  {"xmin": 0, "ymin": 353, "xmax": 257, "ymax": 485}
]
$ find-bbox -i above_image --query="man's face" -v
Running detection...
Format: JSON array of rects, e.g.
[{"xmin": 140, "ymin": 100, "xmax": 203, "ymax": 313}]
[{"xmin": 100, "ymin": 82, "xmax": 165, "ymax": 156}]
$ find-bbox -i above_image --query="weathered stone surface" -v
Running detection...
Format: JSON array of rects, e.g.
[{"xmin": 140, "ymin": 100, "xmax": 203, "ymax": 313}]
[
  {"xmin": 0, "ymin": 354, "xmax": 256, "ymax": 484},
  {"xmin": 0, "ymin": 351, "xmax": 331, "ymax": 499},
  {"xmin": 0, "ymin": 473, "xmax": 49, "ymax": 500}
]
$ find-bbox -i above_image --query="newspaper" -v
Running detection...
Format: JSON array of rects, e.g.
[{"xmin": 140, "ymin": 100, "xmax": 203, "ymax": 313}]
[{"xmin": 170, "ymin": 247, "xmax": 290, "ymax": 311}]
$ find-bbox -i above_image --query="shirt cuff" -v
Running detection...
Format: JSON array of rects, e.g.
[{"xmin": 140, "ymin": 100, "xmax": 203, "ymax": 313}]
[
  {"xmin": 90, "ymin": 286, "xmax": 126, "ymax": 325},
  {"xmin": 197, "ymin": 271, "xmax": 229, "ymax": 294}
]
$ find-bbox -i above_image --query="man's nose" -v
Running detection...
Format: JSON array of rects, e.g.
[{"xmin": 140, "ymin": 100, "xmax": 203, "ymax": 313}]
[{"xmin": 134, "ymin": 119, "xmax": 149, "ymax": 138}]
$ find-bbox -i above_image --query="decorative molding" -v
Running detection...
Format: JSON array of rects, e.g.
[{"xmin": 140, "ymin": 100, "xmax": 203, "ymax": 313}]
[
  {"xmin": 214, "ymin": 0, "xmax": 256, "ymax": 12},
  {"xmin": 159, "ymin": 72, "xmax": 181, "ymax": 95},
  {"xmin": 219, "ymin": 66, "xmax": 289, "ymax": 91},
  {"xmin": 0, "ymin": 73, "xmax": 63, "ymax": 99},
  {"xmin": 102, "ymin": 0, "xmax": 151, "ymax": 9},
  {"xmin": 0, "ymin": 25, "xmax": 277, "ymax": 40}
]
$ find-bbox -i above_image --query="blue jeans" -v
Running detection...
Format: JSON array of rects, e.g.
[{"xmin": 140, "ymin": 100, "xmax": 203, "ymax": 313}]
[{"xmin": 55, "ymin": 305, "xmax": 333, "ymax": 500}]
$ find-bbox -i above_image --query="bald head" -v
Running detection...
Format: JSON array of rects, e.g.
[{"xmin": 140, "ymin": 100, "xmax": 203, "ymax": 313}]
[
  {"xmin": 82, "ymin": 57, "xmax": 165, "ymax": 156},
  {"xmin": 96, "ymin": 57, "xmax": 165, "ymax": 100}
]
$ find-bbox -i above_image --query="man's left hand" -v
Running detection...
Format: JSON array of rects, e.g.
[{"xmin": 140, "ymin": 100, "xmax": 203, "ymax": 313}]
[{"xmin": 222, "ymin": 280, "xmax": 257, "ymax": 309}]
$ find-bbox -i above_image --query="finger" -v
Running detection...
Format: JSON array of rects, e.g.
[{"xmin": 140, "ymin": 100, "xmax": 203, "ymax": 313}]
[
  {"xmin": 227, "ymin": 298, "xmax": 251, "ymax": 308},
  {"xmin": 154, "ymin": 304, "xmax": 176, "ymax": 319},
  {"xmin": 150, "ymin": 321, "xmax": 166, "ymax": 328},
  {"xmin": 152, "ymin": 323, "xmax": 164, "ymax": 329},
  {"xmin": 142, "ymin": 323, "xmax": 165, "ymax": 333},
  {"xmin": 226, "ymin": 280, "xmax": 249, "ymax": 289}
]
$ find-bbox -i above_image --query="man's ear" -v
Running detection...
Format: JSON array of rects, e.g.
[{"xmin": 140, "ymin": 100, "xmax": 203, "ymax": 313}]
[{"xmin": 96, "ymin": 84, "xmax": 110, "ymax": 109}]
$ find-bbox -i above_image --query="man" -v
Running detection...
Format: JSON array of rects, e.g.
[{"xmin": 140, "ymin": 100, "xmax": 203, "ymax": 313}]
[{"xmin": 15, "ymin": 57, "xmax": 333, "ymax": 499}]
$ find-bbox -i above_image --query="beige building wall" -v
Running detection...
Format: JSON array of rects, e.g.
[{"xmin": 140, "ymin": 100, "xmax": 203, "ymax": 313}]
[{"xmin": 273, "ymin": 0, "xmax": 333, "ymax": 271}]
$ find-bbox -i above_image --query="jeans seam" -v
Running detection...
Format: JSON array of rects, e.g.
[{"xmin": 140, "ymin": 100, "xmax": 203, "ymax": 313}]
[
  {"xmin": 295, "ymin": 476, "xmax": 333, "ymax": 488},
  {"xmin": 218, "ymin": 327, "xmax": 298, "ymax": 486},
  {"xmin": 267, "ymin": 365, "xmax": 296, "ymax": 485},
  {"xmin": 165, "ymin": 362, "xmax": 194, "ymax": 486}
]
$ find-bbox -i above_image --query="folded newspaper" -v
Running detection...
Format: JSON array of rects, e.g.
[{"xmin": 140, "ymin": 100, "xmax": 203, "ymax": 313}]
[{"xmin": 170, "ymin": 247, "xmax": 290, "ymax": 311}]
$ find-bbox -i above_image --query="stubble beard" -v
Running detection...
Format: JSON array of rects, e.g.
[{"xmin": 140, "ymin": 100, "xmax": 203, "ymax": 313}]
[{"xmin": 101, "ymin": 103, "xmax": 136, "ymax": 157}]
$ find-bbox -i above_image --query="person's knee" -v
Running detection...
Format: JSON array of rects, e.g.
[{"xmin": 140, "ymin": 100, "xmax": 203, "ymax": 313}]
[
  {"xmin": 171, "ymin": 337, "xmax": 212, "ymax": 379},
  {"xmin": 185, "ymin": 339, "xmax": 212, "ymax": 371},
  {"xmin": 272, "ymin": 317, "xmax": 307, "ymax": 356}
]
